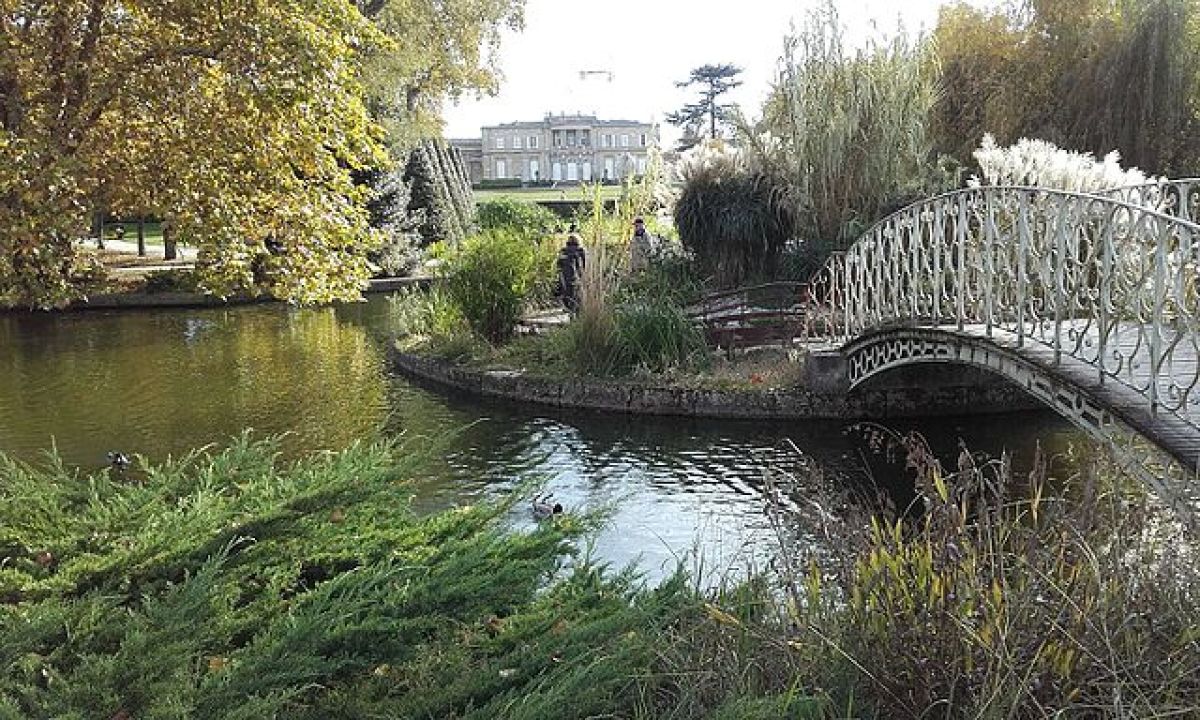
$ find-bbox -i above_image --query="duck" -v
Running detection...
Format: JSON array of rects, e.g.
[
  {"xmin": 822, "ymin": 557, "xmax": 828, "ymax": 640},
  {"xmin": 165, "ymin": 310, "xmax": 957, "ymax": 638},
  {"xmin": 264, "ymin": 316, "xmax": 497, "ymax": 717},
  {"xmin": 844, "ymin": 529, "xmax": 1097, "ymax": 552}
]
[
  {"xmin": 531, "ymin": 494, "xmax": 564, "ymax": 519},
  {"xmin": 107, "ymin": 451, "xmax": 131, "ymax": 472}
]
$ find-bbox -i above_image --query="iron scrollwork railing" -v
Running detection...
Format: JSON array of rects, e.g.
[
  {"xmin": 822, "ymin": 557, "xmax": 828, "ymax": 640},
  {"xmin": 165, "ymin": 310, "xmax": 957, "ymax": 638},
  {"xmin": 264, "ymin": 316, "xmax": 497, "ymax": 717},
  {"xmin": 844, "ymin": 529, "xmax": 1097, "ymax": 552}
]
[{"xmin": 808, "ymin": 184, "xmax": 1200, "ymax": 431}]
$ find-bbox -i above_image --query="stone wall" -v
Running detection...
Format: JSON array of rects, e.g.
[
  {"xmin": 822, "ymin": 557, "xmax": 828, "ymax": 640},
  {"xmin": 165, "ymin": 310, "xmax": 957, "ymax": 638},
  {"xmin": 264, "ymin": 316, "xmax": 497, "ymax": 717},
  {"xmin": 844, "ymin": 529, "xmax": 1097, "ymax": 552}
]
[{"xmin": 391, "ymin": 350, "xmax": 1043, "ymax": 420}]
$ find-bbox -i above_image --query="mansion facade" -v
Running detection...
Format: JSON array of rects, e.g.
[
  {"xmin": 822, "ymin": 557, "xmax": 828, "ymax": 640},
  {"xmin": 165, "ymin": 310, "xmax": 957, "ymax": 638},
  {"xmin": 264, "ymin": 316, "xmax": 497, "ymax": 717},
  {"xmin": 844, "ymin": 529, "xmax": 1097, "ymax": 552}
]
[{"xmin": 454, "ymin": 113, "xmax": 658, "ymax": 185}]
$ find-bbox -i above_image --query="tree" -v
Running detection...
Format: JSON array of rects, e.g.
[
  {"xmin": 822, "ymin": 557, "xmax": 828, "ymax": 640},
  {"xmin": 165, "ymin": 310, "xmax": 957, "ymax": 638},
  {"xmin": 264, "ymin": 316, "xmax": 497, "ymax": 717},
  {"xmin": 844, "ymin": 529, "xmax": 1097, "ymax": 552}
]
[
  {"xmin": 667, "ymin": 64, "xmax": 743, "ymax": 150},
  {"xmin": 356, "ymin": 0, "xmax": 525, "ymax": 152},
  {"xmin": 932, "ymin": 0, "xmax": 1200, "ymax": 175},
  {"xmin": 1, "ymin": 0, "xmax": 388, "ymax": 308}
]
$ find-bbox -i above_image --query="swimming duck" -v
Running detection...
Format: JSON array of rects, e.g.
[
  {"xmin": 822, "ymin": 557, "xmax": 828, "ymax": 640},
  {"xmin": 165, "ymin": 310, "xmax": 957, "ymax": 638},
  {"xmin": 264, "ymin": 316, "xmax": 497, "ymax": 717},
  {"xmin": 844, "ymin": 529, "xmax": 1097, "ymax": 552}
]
[
  {"xmin": 107, "ymin": 451, "xmax": 131, "ymax": 472},
  {"xmin": 531, "ymin": 494, "xmax": 564, "ymax": 519}
]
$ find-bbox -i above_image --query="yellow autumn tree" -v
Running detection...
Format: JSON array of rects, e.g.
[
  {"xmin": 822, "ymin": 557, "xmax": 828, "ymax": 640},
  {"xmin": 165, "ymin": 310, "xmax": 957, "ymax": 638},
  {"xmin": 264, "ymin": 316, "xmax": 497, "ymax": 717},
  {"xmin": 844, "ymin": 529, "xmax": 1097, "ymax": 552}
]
[
  {"xmin": 1, "ymin": 0, "xmax": 388, "ymax": 308},
  {"xmin": 357, "ymin": 0, "xmax": 524, "ymax": 152}
]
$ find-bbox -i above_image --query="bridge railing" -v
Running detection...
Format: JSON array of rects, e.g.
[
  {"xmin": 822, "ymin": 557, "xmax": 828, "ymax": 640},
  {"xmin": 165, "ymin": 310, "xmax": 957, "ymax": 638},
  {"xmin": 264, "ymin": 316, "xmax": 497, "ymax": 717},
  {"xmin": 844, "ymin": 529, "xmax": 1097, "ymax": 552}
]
[
  {"xmin": 1095, "ymin": 178, "xmax": 1200, "ymax": 224},
  {"xmin": 813, "ymin": 185, "xmax": 1200, "ymax": 427}
]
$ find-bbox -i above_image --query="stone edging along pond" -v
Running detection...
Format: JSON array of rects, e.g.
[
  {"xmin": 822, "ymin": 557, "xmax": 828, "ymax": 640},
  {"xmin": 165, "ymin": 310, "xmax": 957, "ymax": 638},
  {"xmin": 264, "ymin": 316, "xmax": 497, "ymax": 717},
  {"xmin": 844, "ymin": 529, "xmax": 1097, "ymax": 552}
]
[{"xmin": 390, "ymin": 349, "xmax": 1042, "ymax": 420}]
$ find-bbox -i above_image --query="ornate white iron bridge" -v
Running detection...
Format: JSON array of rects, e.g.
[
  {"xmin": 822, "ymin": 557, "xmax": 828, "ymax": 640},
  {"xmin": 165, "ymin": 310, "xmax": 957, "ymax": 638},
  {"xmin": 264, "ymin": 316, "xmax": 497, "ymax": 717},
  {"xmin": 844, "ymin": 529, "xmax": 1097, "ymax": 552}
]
[{"xmin": 805, "ymin": 180, "xmax": 1200, "ymax": 514}]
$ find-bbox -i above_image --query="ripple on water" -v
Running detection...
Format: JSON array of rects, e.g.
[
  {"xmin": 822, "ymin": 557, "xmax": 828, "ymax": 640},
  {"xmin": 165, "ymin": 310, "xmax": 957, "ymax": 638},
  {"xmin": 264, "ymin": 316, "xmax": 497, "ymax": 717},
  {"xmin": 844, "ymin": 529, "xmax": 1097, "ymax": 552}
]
[{"xmin": 0, "ymin": 296, "xmax": 1087, "ymax": 581}]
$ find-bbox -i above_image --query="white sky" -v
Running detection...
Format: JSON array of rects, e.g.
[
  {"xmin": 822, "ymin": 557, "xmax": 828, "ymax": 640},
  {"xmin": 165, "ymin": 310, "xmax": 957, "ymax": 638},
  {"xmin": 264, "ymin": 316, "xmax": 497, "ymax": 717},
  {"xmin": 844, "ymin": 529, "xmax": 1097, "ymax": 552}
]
[{"xmin": 443, "ymin": 0, "xmax": 989, "ymax": 145}]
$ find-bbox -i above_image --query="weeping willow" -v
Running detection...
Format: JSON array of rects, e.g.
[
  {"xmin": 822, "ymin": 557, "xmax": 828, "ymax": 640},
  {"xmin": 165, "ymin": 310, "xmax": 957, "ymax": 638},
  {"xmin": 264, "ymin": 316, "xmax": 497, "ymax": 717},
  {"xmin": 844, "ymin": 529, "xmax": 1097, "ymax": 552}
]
[{"xmin": 1056, "ymin": 0, "xmax": 1200, "ymax": 175}]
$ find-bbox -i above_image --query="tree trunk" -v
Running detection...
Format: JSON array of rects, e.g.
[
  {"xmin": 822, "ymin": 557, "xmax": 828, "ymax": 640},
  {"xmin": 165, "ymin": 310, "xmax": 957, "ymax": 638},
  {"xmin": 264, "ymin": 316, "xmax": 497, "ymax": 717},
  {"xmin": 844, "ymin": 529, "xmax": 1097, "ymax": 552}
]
[
  {"xmin": 163, "ymin": 222, "xmax": 177, "ymax": 261},
  {"xmin": 137, "ymin": 217, "xmax": 146, "ymax": 257}
]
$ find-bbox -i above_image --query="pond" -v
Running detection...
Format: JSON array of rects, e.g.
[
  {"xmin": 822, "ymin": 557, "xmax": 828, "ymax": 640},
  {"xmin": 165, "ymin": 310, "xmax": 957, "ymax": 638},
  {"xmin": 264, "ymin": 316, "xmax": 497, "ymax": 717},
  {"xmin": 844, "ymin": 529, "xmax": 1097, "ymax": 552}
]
[{"xmin": 0, "ymin": 296, "xmax": 1086, "ymax": 578}]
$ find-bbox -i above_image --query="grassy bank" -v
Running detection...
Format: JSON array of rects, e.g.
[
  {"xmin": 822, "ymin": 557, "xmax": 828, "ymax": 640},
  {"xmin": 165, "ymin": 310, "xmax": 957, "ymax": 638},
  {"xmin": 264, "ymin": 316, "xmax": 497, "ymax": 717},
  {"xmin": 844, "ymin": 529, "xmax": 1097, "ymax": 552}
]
[{"xmin": 1, "ymin": 435, "xmax": 1196, "ymax": 718}]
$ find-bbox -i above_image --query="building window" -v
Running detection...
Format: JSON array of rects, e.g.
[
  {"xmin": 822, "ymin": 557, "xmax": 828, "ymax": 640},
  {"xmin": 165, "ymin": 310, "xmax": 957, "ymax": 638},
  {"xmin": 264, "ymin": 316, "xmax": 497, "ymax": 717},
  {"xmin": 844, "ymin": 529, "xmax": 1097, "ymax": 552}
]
[
  {"xmin": 528, "ymin": 135, "xmax": 539, "ymax": 149},
  {"xmin": 581, "ymin": 132, "xmax": 590, "ymax": 147},
  {"xmin": 636, "ymin": 157, "xmax": 647, "ymax": 175},
  {"xmin": 552, "ymin": 162, "xmax": 563, "ymax": 181},
  {"xmin": 495, "ymin": 137, "xmax": 505, "ymax": 149},
  {"xmin": 582, "ymin": 161, "xmax": 592, "ymax": 181},
  {"xmin": 530, "ymin": 159, "xmax": 540, "ymax": 181},
  {"xmin": 496, "ymin": 159, "xmax": 507, "ymax": 178},
  {"xmin": 621, "ymin": 134, "xmax": 630, "ymax": 147},
  {"xmin": 513, "ymin": 136, "xmax": 523, "ymax": 150},
  {"xmin": 553, "ymin": 131, "xmax": 563, "ymax": 148},
  {"xmin": 640, "ymin": 133, "xmax": 648, "ymax": 147},
  {"xmin": 567, "ymin": 161, "xmax": 578, "ymax": 181},
  {"xmin": 567, "ymin": 130, "xmax": 577, "ymax": 147},
  {"xmin": 602, "ymin": 134, "xmax": 611, "ymax": 148},
  {"xmin": 604, "ymin": 157, "xmax": 615, "ymax": 180}
]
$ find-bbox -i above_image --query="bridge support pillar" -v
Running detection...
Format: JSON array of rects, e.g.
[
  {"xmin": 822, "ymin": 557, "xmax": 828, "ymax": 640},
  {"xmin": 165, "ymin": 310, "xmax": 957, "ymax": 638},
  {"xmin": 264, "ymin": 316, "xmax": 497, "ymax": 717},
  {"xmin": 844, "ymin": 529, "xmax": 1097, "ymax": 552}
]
[{"xmin": 804, "ymin": 351, "xmax": 849, "ymax": 394}]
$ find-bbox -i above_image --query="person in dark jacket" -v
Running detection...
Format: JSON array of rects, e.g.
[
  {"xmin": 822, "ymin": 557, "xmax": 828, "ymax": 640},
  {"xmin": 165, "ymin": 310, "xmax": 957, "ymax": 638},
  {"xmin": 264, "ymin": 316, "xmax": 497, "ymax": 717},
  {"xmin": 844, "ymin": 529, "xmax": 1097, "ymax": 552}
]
[{"xmin": 556, "ymin": 225, "xmax": 586, "ymax": 314}]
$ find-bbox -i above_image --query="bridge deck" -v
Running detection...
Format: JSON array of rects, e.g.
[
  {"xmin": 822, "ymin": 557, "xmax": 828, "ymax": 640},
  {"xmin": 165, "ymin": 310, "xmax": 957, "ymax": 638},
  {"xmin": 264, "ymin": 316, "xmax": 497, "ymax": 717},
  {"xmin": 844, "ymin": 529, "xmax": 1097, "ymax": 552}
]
[{"xmin": 952, "ymin": 324, "xmax": 1200, "ymax": 472}]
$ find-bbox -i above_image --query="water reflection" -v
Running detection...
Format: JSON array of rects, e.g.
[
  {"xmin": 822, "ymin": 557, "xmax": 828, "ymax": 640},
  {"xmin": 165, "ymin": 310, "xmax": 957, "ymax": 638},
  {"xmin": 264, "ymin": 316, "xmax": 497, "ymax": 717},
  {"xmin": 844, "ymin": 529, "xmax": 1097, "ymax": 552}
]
[{"xmin": 0, "ymin": 296, "xmax": 1088, "ymax": 579}]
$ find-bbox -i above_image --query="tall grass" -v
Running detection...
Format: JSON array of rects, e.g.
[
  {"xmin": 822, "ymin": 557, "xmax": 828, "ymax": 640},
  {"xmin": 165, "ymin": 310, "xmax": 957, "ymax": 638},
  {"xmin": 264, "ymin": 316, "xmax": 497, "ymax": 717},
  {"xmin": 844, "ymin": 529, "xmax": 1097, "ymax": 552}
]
[
  {"xmin": 724, "ymin": 432, "xmax": 1200, "ymax": 718},
  {"xmin": 673, "ymin": 142, "xmax": 795, "ymax": 288},
  {"xmin": 756, "ymin": 0, "xmax": 946, "ymax": 252}
]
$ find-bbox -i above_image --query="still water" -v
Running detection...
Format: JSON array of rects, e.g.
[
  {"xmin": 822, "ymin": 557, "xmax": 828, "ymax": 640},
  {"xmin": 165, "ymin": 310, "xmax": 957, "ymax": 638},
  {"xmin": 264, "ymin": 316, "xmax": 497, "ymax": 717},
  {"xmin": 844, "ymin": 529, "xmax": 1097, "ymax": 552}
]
[{"xmin": 0, "ymin": 296, "xmax": 1085, "ymax": 577}]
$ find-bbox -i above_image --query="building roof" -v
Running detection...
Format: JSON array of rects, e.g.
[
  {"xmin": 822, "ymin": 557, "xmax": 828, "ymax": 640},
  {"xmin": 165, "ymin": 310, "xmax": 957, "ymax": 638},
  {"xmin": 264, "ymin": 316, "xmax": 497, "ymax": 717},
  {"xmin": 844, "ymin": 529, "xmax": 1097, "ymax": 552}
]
[{"xmin": 483, "ymin": 113, "xmax": 653, "ymax": 131}]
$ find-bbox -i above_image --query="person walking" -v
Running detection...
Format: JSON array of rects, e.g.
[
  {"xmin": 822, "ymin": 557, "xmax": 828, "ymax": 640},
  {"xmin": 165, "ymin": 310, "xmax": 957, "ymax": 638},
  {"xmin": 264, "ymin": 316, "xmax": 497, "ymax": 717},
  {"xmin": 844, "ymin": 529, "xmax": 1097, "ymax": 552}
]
[
  {"xmin": 629, "ymin": 217, "xmax": 652, "ymax": 273},
  {"xmin": 556, "ymin": 225, "xmax": 586, "ymax": 314}
]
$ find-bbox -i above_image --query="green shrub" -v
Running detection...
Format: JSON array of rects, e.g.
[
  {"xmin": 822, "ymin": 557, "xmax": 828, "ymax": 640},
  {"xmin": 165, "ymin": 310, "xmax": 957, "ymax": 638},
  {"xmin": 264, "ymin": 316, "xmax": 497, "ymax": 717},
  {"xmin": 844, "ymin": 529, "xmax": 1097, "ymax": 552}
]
[
  {"xmin": 476, "ymin": 198, "xmax": 559, "ymax": 236},
  {"xmin": 474, "ymin": 178, "xmax": 523, "ymax": 189},
  {"xmin": 386, "ymin": 286, "xmax": 465, "ymax": 339},
  {"xmin": 445, "ymin": 230, "xmax": 539, "ymax": 343},
  {"xmin": 619, "ymin": 245, "xmax": 704, "ymax": 307},
  {"xmin": 613, "ymin": 301, "xmax": 707, "ymax": 374}
]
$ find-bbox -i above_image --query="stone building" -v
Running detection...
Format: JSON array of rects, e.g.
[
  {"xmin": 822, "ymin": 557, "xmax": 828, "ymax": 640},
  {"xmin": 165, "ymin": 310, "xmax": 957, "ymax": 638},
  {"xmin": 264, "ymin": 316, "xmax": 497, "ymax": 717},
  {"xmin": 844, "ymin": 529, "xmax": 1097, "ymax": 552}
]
[
  {"xmin": 447, "ymin": 138, "xmax": 484, "ymax": 185},
  {"xmin": 475, "ymin": 113, "xmax": 658, "ymax": 184}
]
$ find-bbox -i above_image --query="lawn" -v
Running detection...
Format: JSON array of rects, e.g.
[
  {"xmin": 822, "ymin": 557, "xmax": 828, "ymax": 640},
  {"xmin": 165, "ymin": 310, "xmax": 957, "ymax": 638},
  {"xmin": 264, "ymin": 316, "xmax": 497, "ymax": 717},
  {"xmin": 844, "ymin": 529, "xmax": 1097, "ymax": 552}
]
[{"xmin": 473, "ymin": 185, "xmax": 624, "ymax": 204}]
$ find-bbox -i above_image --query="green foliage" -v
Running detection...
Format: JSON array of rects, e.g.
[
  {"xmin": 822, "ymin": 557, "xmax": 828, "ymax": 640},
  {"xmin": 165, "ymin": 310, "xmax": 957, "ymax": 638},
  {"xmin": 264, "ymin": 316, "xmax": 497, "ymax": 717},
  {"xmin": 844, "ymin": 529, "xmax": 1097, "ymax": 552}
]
[
  {"xmin": 386, "ymin": 286, "xmax": 467, "ymax": 339},
  {"xmin": 0, "ymin": 0, "xmax": 388, "ymax": 308},
  {"xmin": 356, "ymin": 163, "xmax": 422, "ymax": 278},
  {"xmin": 933, "ymin": 0, "xmax": 1200, "ymax": 175},
  {"xmin": 405, "ymin": 139, "xmax": 476, "ymax": 247},
  {"xmin": 445, "ymin": 230, "xmax": 542, "ymax": 343},
  {"xmin": 476, "ymin": 198, "xmax": 560, "ymax": 235},
  {"xmin": 357, "ymin": 0, "xmax": 525, "ymax": 151},
  {"xmin": 551, "ymin": 249, "xmax": 707, "ymax": 378},
  {"xmin": 756, "ymin": 0, "xmax": 944, "ymax": 255},
  {"xmin": 612, "ymin": 301, "xmax": 707, "ymax": 375},
  {"xmin": 0, "ymin": 438, "xmax": 840, "ymax": 719},
  {"xmin": 619, "ymin": 246, "xmax": 704, "ymax": 308},
  {"xmin": 475, "ymin": 178, "xmax": 525, "ymax": 189},
  {"xmin": 673, "ymin": 143, "xmax": 795, "ymax": 288}
]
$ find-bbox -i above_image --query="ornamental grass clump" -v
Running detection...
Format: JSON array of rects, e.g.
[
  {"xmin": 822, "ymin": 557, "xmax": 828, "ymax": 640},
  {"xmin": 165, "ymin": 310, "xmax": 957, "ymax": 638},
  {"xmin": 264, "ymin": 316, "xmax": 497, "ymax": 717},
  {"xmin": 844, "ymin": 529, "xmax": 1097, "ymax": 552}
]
[
  {"xmin": 969, "ymin": 133, "xmax": 1165, "ymax": 192},
  {"xmin": 756, "ymin": 0, "xmax": 942, "ymax": 250},
  {"xmin": 673, "ymin": 141, "xmax": 795, "ymax": 288},
  {"xmin": 757, "ymin": 431, "xmax": 1200, "ymax": 718}
]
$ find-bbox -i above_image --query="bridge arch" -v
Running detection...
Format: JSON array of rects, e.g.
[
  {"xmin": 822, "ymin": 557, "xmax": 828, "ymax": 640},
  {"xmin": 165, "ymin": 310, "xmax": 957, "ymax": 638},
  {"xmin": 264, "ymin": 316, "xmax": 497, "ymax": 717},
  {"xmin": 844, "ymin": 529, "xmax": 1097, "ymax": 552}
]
[
  {"xmin": 805, "ymin": 182, "xmax": 1200, "ymax": 513},
  {"xmin": 841, "ymin": 326, "xmax": 1200, "ymax": 513}
]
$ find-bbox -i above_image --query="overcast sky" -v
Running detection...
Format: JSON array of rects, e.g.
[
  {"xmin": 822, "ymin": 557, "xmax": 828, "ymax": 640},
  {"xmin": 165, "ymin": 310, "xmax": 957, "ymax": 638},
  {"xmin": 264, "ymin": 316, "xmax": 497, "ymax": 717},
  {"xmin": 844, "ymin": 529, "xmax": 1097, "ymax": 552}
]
[{"xmin": 442, "ymin": 0, "xmax": 994, "ymax": 144}]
